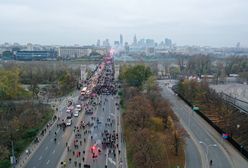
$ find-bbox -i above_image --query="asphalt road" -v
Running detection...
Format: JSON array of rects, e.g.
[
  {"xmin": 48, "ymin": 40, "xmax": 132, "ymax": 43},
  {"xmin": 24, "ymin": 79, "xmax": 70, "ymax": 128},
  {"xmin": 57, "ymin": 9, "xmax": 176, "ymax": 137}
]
[
  {"xmin": 24, "ymin": 92, "xmax": 81, "ymax": 168},
  {"xmin": 61, "ymin": 94, "xmax": 125, "ymax": 168},
  {"xmin": 159, "ymin": 80, "xmax": 232, "ymax": 168}
]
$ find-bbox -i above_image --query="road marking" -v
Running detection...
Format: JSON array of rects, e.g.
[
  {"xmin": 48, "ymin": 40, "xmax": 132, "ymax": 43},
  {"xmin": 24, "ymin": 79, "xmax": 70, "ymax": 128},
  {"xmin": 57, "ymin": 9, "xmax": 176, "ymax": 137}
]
[
  {"xmin": 55, "ymin": 127, "xmax": 60, "ymax": 133},
  {"xmin": 108, "ymin": 157, "xmax": 116, "ymax": 165},
  {"xmin": 46, "ymin": 160, "xmax": 50, "ymax": 165},
  {"xmin": 58, "ymin": 141, "xmax": 60, "ymax": 145},
  {"xmin": 38, "ymin": 156, "xmax": 42, "ymax": 160},
  {"xmin": 52, "ymin": 150, "xmax": 55, "ymax": 154},
  {"xmin": 45, "ymin": 146, "xmax": 48, "ymax": 150}
]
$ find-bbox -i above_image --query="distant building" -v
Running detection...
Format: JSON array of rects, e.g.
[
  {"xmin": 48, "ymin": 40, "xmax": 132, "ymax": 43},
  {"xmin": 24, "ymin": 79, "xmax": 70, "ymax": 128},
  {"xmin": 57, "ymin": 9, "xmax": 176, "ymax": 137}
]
[
  {"xmin": 120, "ymin": 34, "xmax": 123, "ymax": 46},
  {"xmin": 102, "ymin": 39, "xmax": 110, "ymax": 48},
  {"xmin": 114, "ymin": 41, "xmax": 120, "ymax": 46},
  {"xmin": 124, "ymin": 42, "xmax": 129, "ymax": 53},
  {"xmin": 146, "ymin": 39, "xmax": 155, "ymax": 47},
  {"xmin": 58, "ymin": 46, "xmax": 92, "ymax": 59},
  {"xmin": 97, "ymin": 40, "xmax": 101, "ymax": 47},
  {"xmin": 15, "ymin": 51, "xmax": 57, "ymax": 60},
  {"xmin": 145, "ymin": 47, "xmax": 155, "ymax": 56},
  {"xmin": 133, "ymin": 35, "xmax": 137, "ymax": 46},
  {"xmin": 165, "ymin": 38, "xmax": 172, "ymax": 48},
  {"xmin": 26, "ymin": 43, "xmax": 33, "ymax": 51}
]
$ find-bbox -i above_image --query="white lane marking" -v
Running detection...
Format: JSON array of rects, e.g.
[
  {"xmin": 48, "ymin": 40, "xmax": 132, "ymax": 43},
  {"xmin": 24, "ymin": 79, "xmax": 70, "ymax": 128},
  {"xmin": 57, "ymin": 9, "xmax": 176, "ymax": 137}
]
[
  {"xmin": 52, "ymin": 150, "xmax": 55, "ymax": 154},
  {"xmin": 108, "ymin": 157, "xmax": 116, "ymax": 165},
  {"xmin": 105, "ymin": 148, "xmax": 109, "ymax": 166},
  {"xmin": 38, "ymin": 156, "xmax": 42, "ymax": 160},
  {"xmin": 58, "ymin": 141, "xmax": 60, "ymax": 145},
  {"xmin": 46, "ymin": 160, "xmax": 50, "ymax": 165},
  {"xmin": 45, "ymin": 146, "xmax": 48, "ymax": 150},
  {"xmin": 55, "ymin": 127, "xmax": 60, "ymax": 133},
  {"xmin": 33, "ymin": 166, "xmax": 36, "ymax": 168}
]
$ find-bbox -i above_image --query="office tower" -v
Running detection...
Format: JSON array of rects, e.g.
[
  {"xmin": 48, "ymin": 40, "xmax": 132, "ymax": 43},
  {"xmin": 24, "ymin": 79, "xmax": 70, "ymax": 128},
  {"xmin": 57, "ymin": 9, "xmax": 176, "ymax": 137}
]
[
  {"xmin": 97, "ymin": 40, "xmax": 101, "ymax": 47},
  {"xmin": 165, "ymin": 38, "xmax": 172, "ymax": 48},
  {"xmin": 120, "ymin": 34, "xmax": 123, "ymax": 46},
  {"xmin": 133, "ymin": 34, "xmax": 137, "ymax": 46}
]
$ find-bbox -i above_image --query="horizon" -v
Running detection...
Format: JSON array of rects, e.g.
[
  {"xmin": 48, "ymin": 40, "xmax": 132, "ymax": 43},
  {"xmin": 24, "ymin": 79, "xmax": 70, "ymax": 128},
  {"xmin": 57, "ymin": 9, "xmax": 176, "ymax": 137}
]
[{"xmin": 1, "ymin": 0, "xmax": 248, "ymax": 47}]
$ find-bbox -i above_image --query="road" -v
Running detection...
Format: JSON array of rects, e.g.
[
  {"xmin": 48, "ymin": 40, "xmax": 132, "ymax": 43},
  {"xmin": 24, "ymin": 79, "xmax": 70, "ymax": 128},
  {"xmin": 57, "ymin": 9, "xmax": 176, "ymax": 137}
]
[
  {"xmin": 159, "ymin": 80, "xmax": 248, "ymax": 168},
  {"xmin": 24, "ymin": 92, "xmax": 81, "ymax": 168},
  {"xmin": 24, "ymin": 51, "xmax": 127, "ymax": 168}
]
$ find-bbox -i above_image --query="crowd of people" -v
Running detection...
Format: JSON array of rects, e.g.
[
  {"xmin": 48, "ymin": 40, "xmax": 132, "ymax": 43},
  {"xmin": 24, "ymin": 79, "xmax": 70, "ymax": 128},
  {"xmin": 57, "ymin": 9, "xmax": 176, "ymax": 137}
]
[{"xmin": 60, "ymin": 53, "xmax": 121, "ymax": 168}]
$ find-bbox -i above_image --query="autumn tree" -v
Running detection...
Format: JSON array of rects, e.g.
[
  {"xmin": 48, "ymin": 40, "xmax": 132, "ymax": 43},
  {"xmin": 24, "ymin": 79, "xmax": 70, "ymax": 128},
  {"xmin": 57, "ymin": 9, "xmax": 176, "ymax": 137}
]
[{"xmin": 124, "ymin": 95, "xmax": 154, "ymax": 130}]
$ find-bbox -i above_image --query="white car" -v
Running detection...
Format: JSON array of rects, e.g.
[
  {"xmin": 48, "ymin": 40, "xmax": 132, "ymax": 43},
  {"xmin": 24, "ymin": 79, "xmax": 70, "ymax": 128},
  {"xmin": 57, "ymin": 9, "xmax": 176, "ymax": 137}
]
[
  {"xmin": 73, "ymin": 111, "xmax": 79, "ymax": 117},
  {"xmin": 66, "ymin": 118, "xmax": 72, "ymax": 126},
  {"xmin": 76, "ymin": 105, "xmax": 82, "ymax": 112}
]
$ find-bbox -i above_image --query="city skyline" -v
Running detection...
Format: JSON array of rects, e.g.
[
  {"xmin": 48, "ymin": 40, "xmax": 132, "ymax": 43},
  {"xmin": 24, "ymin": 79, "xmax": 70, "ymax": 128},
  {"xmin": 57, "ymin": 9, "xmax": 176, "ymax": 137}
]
[{"xmin": 0, "ymin": 0, "xmax": 248, "ymax": 47}]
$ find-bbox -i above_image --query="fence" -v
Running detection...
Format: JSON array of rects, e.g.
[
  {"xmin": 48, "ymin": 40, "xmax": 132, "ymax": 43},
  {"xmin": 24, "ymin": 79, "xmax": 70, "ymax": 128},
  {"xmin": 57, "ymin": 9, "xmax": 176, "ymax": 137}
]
[{"xmin": 220, "ymin": 92, "xmax": 248, "ymax": 114}]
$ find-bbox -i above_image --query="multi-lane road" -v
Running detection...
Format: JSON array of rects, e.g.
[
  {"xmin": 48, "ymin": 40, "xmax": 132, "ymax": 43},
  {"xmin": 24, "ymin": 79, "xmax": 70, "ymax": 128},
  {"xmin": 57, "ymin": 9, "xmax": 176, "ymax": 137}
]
[
  {"xmin": 23, "ymin": 52, "xmax": 126, "ymax": 168},
  {"xmin": 159, "ymin": 80, "xmax": 248, "ymax": 168}
]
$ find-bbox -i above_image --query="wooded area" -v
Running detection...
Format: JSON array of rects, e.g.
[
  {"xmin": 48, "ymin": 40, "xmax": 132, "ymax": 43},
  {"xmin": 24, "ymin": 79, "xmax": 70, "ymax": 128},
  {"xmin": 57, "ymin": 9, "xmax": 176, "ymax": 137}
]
[{"xmin": 120, "ymin": 64, "xmax": 185, "ymax": 168}]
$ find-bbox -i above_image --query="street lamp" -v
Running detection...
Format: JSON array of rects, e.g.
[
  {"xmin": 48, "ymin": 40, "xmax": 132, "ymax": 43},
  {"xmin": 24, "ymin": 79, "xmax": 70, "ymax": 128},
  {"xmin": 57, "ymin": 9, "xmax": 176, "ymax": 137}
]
[{"xmin": 199, "ymin": 141, "xmax": 217, "ymax": 168}]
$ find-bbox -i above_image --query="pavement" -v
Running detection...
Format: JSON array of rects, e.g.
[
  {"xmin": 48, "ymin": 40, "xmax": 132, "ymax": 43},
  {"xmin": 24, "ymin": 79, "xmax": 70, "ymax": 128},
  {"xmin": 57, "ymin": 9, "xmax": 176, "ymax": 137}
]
[
  {"xmin": 158, "ymin": 80, "xmax": 248, "ymax": 168},
  {"xmin": 16, "ymin": 90, "xmax": 80, "ymax": 168},
  {"xmin": 58, "ymin": 94, "xmax": 126, "ymax": 168}
]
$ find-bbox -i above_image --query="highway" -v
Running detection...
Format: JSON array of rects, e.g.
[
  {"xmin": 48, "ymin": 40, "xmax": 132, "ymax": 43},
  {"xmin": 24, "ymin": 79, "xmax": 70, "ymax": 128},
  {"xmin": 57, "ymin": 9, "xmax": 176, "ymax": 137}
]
[
  {"xmin": 24, "ymin": 92, "xmax": 81, "ymax": 168},
  {"xmin": 159, "ymin": 80, "xmax": 248, "ymax": 168},
  {"xmin": 24, "ymin": 51, "xmax": 126, "ymax": 168}
]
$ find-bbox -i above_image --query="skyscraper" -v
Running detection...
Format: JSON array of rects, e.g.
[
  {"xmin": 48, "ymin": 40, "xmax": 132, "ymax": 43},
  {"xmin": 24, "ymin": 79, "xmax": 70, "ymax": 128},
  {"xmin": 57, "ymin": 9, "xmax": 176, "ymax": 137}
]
[
  {"xmin": 164, "ymin": 38, "xmax": 172, "ymax": 48},
  {"xmin": 120, "ymin": 34, "xmax": 123, "ymax": 46},
  {"xmin": 97, "ymin": 40, "xmax": 101, "ymax": 47},
  {"xmin": 133, "ymin": 34, "xmax": 137, "ymax": 46}
]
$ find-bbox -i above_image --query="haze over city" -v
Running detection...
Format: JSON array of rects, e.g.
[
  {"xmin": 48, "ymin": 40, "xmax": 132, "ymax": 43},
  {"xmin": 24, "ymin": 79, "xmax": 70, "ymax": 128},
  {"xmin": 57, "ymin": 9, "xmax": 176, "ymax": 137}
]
[{"xmin": 1, "ymin": 0, "xmax": 248, "ymax": 47}]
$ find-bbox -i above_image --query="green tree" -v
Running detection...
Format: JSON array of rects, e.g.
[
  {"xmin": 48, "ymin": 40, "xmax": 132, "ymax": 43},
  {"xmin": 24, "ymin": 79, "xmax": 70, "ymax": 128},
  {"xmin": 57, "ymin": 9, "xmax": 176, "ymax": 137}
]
[{"xmin": 120, "ymin": 64, "xmax": 152, "ymax": 88}]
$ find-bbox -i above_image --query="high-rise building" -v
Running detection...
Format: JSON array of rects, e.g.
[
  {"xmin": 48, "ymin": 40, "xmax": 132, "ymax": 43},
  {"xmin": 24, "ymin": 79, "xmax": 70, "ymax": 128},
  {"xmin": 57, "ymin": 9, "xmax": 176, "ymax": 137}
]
[
  {"xmin": 146, "ymin": 39, "xmax": 155, "ymax": 47},
  {"xmin": 165, "ymin": 38, "xmax": 172, "ymax": 48},
  {"xmin": 120, "ymin": 34, "xmax": 123, "ymax": 46},
  {"xmin": 133, "ymin": 35, "xmax": 137, "ymax": 46},
  {"xmin": 102, "ymin": 39, "xmax": 110, "ymax": 47},
  {"xmin": 97, "ymin": 40, "xmax": 101, "ymax": 47},
  {"xmin": 114, "ymin": 41, "xmax": 120, "ymax": 46}
]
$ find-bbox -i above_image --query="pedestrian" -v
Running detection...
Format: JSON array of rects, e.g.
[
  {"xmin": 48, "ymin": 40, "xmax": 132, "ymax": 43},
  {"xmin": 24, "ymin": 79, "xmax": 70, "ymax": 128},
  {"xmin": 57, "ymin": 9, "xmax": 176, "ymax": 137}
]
[{"xmin": 74, "ymin": 161, "xmax": 77, "ymax": 166}]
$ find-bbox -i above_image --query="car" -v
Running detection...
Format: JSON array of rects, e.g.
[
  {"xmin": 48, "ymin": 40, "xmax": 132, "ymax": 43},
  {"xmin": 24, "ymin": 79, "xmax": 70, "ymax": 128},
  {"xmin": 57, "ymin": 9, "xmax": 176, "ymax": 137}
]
[
  {"xmin": 66, "ymin": 118, "xmax": 72, "ymax": 126},
  {"xmin": 73, "ymin": 111, "xmax": 79, "ymax": 117},
  {"xmin": 76, "ymin": 104, "xmax": 82, "ymax": 112}
]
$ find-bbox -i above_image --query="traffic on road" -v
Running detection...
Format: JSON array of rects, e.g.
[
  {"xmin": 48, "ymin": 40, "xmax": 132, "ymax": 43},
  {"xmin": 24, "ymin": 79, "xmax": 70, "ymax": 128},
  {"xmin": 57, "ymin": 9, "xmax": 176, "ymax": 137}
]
[{"xmin": 24, "ymin": 51, "xmax": 125, "ymax": 168}]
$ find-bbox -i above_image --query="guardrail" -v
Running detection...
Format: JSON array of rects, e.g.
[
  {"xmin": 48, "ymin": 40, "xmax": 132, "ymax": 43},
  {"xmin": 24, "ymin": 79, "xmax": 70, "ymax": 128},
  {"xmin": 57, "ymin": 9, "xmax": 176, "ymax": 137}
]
[
  {"xmin": 172, "ymin": 85, "xmax": 248, "ymax": 160},
  {"xmin": 220, "ymin": 92, "xmax": 248, "ymax": 114}
]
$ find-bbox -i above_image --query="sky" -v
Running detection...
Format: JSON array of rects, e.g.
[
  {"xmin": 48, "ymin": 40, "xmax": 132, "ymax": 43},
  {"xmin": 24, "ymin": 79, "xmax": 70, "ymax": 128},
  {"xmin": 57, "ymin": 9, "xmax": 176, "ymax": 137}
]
[{"xmin": 0, "ymin": 0, "xmax": 248, "ymax": 47}]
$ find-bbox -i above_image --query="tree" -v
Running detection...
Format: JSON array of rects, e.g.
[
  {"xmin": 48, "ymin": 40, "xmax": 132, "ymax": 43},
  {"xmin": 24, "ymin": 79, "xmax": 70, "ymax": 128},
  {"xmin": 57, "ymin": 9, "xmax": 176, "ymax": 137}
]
[
  {"xmin": 120, "ymin": 64, "xmax": 152, "ymax": 88},
  {"xmin": 124, "ymin": 95, "xmax": 153, "ymax": 130}
]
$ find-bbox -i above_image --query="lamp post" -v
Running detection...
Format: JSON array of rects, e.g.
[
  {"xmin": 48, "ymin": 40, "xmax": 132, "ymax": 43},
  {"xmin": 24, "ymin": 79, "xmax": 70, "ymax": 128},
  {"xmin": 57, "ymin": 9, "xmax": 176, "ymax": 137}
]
[{"xmin": 199, "ymin": 141, "xmax": 217, "ymax": 168}]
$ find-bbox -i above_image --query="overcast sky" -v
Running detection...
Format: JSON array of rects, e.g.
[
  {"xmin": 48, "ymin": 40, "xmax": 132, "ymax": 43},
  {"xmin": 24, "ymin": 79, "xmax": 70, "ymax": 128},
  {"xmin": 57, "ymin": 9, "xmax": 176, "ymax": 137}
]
[{"xmin": 0, "ymin": 0, "xmax": 248, "ymax": 47}]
